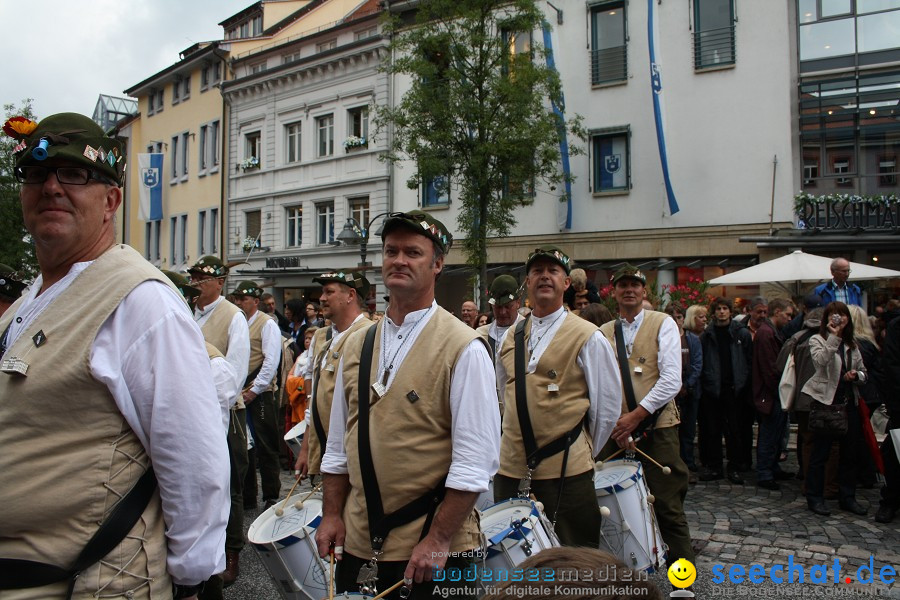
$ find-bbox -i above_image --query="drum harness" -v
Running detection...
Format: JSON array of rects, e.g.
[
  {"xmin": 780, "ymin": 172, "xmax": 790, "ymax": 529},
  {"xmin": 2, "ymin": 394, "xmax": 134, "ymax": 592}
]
[
  {"xmin": 355, "ymin": 323, "xmax": 442, "ymax": 598},
  {"xmin": 513, "ymin": 317, "xmax": 588, "ymax": 528},
  {"xmin": 310, "ymin": 327, "xmax": 334, "ymax": 454},
  {"xmin": 613, "ymin": 319, "xmax": 663, "ymax": 442}
]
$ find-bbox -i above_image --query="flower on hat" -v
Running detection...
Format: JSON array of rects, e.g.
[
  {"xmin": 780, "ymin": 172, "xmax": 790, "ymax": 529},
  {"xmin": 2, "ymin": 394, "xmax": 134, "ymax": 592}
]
[{"xmin": 3, "ymin": 116, "xmax": 38, "ymax": 140}]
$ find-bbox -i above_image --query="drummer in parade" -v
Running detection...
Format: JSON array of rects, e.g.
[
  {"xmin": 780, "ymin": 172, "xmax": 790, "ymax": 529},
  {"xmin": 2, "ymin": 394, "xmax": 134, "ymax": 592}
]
[
  {"xmin": 317, "ymin": 211, "xmax": 500, "ymax": 599},
  {"xmin": 294, "ymin": 271, "xmax": 373, "ymax": 480},
  {"xmin": 494, "ymin": 245, "xmax": 622, "ymax": 547},
  {"xmin": 599, "ymin": 264, "xmax": 696, "ymax": 565},
  {"xmin": 476, "ymin": 273, "xmax": 524, "ymax": 358}
]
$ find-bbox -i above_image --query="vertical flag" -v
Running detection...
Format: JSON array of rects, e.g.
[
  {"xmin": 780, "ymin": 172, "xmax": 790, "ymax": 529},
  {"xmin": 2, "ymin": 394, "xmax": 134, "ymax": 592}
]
[
  {"xmin": 138, "ymin": 153, "xmax": 163, "ymax": 221},
  {"xmin": 541, "ymin": 21, "xmax": 573, "ymax": 231},
  {"xmin": 647, "ymin": 0, "xmax": 680, "ymax": 215}
]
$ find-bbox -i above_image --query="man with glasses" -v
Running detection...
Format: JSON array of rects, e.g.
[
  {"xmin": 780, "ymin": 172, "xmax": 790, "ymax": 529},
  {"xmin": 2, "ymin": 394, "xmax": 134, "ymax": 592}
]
[
  {"xmin": 814, "ymin": 258, "xmax": 862, "ymax": 307},
  {"xmin": 188, "ymin": 255, "xmax": 250, "ymax": 590},
  {"xmin": 0, "ymin": 112, "xmax": 229, "ymax": 600}
]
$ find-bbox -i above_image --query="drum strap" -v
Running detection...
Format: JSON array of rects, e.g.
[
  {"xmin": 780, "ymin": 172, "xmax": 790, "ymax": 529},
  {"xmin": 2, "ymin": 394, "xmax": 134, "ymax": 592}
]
[
  {"xmin": 514, "ymin": 317, "xmax": 587, "ymax": 472},
  {"xmin": 358, "ymin": 324, "xmax": 446, "ymax": 553},
  {"xmin": 310, "ymin": 328, "xmax": 335, "ymax": 450},
  {"xmin": 613, "ymin": 319, "xmax": 660, "ymax": 440},
  {"xmin": 0, "ymin": 467, "xmax": 157, "ymax": 596}
]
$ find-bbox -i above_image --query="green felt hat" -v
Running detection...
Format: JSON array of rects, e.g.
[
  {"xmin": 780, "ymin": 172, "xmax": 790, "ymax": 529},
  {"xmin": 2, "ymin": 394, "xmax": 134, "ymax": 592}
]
[
  {"xmin": 162, "ymin": 269, "xmax": 200, "ymax": 301},
  {"xmin": 8, "ymin": 112, "xmax": 126, "ymax": 186},
  {"xmin": 188, "ymin": 255, "xmax": 228, "ymax": 278},
  {"xmin": 0, "ymin": 263, "xmax": 27, "ymax": 300},
  {"xmin": 381, "ymin": 210, "xmax": 452, "ymax": 253},
  {"xmin": 611, "ymin": 263, "xmax": 647, "ymax": 286},
  {"xmin": 313, "ymin": 271, "xmax": 371, "ymax": 299},
  {"xmin": 488, "ymin": 275, "xmax": 520, "ymax": 306},
  {"xmin": 232, "ymin": 280, "xmax": 263, "ymax": 298},
  {"xmin": 525, "ymin": 245, "xmax": 572, "ymax": 275}
]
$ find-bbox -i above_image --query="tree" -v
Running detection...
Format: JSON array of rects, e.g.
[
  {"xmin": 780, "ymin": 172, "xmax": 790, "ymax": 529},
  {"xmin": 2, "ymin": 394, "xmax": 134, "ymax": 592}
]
[
  {"xmin": 0, "ymin": 99, "xmax": 38, "ymax": 278},
  {"xmin": 376, "ymin": 0, "xmax": 584, "ymax": 308}
]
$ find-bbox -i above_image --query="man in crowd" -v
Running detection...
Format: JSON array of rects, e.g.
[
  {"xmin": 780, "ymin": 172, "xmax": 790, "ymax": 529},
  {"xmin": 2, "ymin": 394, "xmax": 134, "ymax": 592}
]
[
  {"xmin": 815, "ymin": 257, "xmax": 862, "ymax": 307},
  {"xmin": 189, "ymin": 255, "xmax": 250, "ymax": 589},
  {"xmin": 699, "ymin": 297, "xmax": 753, "ymax": 484},
  {"xmin": 496, "ymin": 246, "xmax": 620, "ymax": 547},
  {"xmin": 295, "ymin": 271, "xmax": 372, "ymax": 480},
  {"xmin": 600, "ymin": 265, "xmax": 695, "ymax": 564},
  {"xmin": 476, "ymin": 274, "xmax": 523, "ymax": 357},
  {"xmin": 261, "ymin": 291, "xmax": 292, "ymax": 335},
  {"xmin": 461, "ymin": 299, "xmax": 479, "ymax": 328},
  {"xmin": 317, "ymin": 211, "xmax": 499, "ymax": 599},
  {"xmin": 0, "ymin": 263, "xmax": 27, "ymax": 316},
  {"xmin": 232, "ymin": 281, "xmax": 283, "ymax": 511},
  {"xmin": 0, "ymin": 112, "xmax": 228, "ymax": 600},
  {"xmin": 753, "ymin": 298, "xmax": 796, "ymax": 490}
]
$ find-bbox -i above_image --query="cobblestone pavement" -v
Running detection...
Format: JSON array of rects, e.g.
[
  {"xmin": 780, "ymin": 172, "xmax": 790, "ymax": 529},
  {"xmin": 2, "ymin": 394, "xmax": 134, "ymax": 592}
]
[{"xmin": 227, "ymin": 452, "xmax": 900, "ymax": 599}]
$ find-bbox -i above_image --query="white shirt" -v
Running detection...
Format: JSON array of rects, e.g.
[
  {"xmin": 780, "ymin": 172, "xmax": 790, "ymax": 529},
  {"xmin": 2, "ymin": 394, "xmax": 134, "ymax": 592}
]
[
  {"xmin": 321, "ymin": 302, "xmax": 500, "ymax": 492},
  {"xmin": 495, "ymin": 307, "xmax": 622, "ymax": 456},
  {"xmin": 303, "ymin": 314, "xmax": 367, "ymax": 423},
  {"xmin": 4, "ymin": 267, "xmax": 230, "ymax": 586},
  {"xmin": 210, "ymin": 355, "xmax": 238, "ymax": 431},
  {"xmin": 193, "ymin": 297, "xmax": 250, "ymax": 395},
  {"xmin": 247, "ymin": 310, "xmax": 283, "ymax": 394},
  {"xmin": 487, "ymin": 314, "xmax": 524, "ymax": 356},
  {"xmin": 618, "ymin": 309, "xmax": 683, "ymax": 414}
]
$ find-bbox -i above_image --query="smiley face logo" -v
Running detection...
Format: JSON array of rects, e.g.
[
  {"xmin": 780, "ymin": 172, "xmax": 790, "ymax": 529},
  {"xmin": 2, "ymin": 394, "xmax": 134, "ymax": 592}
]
[{"xmin": 667, "ymin": 558, "xmax": 697, "ymax": 588}]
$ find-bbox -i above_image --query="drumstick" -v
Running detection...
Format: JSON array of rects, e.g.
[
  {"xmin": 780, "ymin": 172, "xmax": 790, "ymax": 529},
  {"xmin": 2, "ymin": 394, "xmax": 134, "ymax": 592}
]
[
  {"xmin": 328, "ymin": 550, "xmax": 335, "ymax": 600},
  {"xmin": 294, "ymin": 481, "xmax": 323, "ymax": 509},
  {"xmin": 371, "ymin": 579, "xmax": 405, "ymax": 600},
  {"xmin": 275, "ymin": 478, "xmax": 304, "ymax": 516},
  {"xmin": 632, "ymin": 447, "xmax": 672, "ymax": 475},
  {"xmin": 595, "ymin": 447, "xmax": 626, "ymax": 468}
]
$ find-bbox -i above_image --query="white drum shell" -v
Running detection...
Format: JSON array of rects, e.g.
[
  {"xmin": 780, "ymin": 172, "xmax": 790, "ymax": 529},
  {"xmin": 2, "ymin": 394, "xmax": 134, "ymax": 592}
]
[{"xmin": 478, "ymin": 498, "xmax": 560, "ymax": 576}]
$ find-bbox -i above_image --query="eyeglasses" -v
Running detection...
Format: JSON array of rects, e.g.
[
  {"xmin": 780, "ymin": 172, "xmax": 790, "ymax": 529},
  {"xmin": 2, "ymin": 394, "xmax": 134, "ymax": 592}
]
[
  {"xmin": 833, "ymin": 268, "xmax": 851, "ymax": 273},
  {"xmin": 14, "ymin": 165, "xmax": 118, "ymax": 186}
]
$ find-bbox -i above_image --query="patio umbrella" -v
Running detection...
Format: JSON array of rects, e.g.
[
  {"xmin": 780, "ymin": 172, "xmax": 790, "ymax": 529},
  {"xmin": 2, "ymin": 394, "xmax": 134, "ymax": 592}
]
[{"xmin": 708, "ymin": 250, "xmax": 900, "ymax": 288}]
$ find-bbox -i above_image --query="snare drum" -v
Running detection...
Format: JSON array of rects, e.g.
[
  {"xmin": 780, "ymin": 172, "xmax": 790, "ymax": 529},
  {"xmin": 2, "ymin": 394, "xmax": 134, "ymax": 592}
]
[
  {"xmin": 479, "ymin": 498, "xmax": 560, "ymax": 575},
  {"xmin": 594, "ymin": 459, "xmax": 667, "ymax": 573},
  {"xmin": 248, "ymin": 491, "xmax": 329, "ymax": 599},
  {"xmin": 284, "ymin": 420, "xmax": 307, "ymax": 462}
]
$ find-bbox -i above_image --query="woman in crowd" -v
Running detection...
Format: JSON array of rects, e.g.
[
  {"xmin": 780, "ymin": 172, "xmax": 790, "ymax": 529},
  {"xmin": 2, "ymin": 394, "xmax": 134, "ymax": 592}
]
[
  {"xmin": 685, "ymin": 304, "xmax": 708, "ymax": 337},
  {"xmin": 801, "ymin": 301, "xmax": 868, "ymax": 516},
  {"xmin": 477, "ymin": 313, "xmax": 490, "ymax": 327}
]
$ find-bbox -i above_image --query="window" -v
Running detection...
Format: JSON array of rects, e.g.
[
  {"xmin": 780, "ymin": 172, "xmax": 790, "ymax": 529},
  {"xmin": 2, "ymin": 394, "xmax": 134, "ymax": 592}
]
[
  {"xmin": 283, "ymin": 51, "xmax": 303, "ymax": 64},
  {"xmin": 210, "ymin": 208, "xmax": 219, "ymax": 253},
  {"xmin": 198, "ymin": 210, "xmax": 207, "ymax": 255},
  {"xmin": 502, "ymin": 29, "xmax": 532, "ymax": 77},
  {"xmin": 170, "ymin": 135, "xmax": 179, "ymax": 181},
  {"xmin": 349, "ymin": 196, "xmax": 370, "ymax": 228},
  {"xmin": 317, "ymin": 202, "xmax": 335, "ymax": 245},
  {"xmin": 241, "ymin": 22, "xmax": 249, "ymax": 38},
  {"xmin": 422, "ymin": 175, "xmax": 450, "ymax": 206},
  {"xmin": 879, "ymin": 157, "xmax": 896, "ymax": 186},
  {"xmin": 169, "ymin": 215, "xmax": 187, "ymax": 265},
  {"xmin": 317, "ymin": 114, "xmax": 334, "ymax": 157},
  {"xmin": 251, "ymin": 16, "xmax": 262, "ymax": 36},
  {"xmin": 201, "ymin": 66, "xmax": 209, "ymax": 90},
  {"xmin": 199, "ymin": 125, "xmax": 208, "ymax": 171},
  {"xmin": 317, "ymin": 39, "xmax": 337, "ymax": 53},
  {"xmin": 199, "ymin": 122, "xmax": 219, "ymax": 172},
  {"xmin": 286, "ymin": 206, "xmax": 303, "ymax": 247},
  {"xmin": 211, "ymin": 63, "xmax": 221, "ymax": 85},
  {"xmin": 347, "ymin": 107, "xmax": 368, "ymax": 148},
  {"xmin": 172, "ymin": 80, "xmax": 181, "ymax": 103},
  {"xmin": 245, "ymin": 131, "xmax": 261, "ymax": 169},
  {"xmin": 832, "ymin": 155, "xmax": 852, "ymax": 186},
  {"xmin": 169, "ymin": 216, "xmax": 177, "ymax": 264},
  {"xmin": 590, "ymin": 1, "xmax": 627, "ymax": 85},
  {"xmin": 178, "ymin": 214, "xmax": 188, "ymax": 265},
  {"xmin": 145, "ymin": 220, "xmax": 161, "ymax": 261},
  {"xmin": 180, "ymin": 132, "xmax": 190, "ymax": 178},
  {"xmin": 156, "ymin": 90, "xmax": 164, "ymax": 112},
  {"xmin": 209, "ymin": 120, "xmax": 219, "ymax": 167},
  {"xmin": 355, "ymin": 27, "xmax": 378, "ymax": 40},
  {"xmin": 148, "ymin": 92, "xmax": 156, "ymax": 115},
  {"xmin": 181, "ymin": 76, "xmax": 191, "ymax": 101},
  {"xmin": 592, "ymin": 129, "xmax": 630, "ymax": 193},
  {"xmin": 250, "ymin": 61, "xmax": 267, "ymax": 74},
  {"xmin": 803, "ymin": 156, "xmax": 820, "ymax": 186},
  {"xmin": 693, "ymin": 0, "xmax": 735, "ymax": 69},
  {"xmin": 286, "ymin": 122, "xmax": 302, "ymax": 163},
  {"xmin": 246, "ymin": 210, "xmax": 262, "ymax": 246}
]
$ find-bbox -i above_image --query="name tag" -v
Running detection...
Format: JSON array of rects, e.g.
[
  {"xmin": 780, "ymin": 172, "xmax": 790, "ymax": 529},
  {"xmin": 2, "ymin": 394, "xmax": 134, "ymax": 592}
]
[
  {"xmin": 633, "ymin": 366, "xmax": 643, "ymax": 375},
  {"xmin": 547, "ymin": 383, "xmax": 559, "ymax": 393},
  {"xmin": 372, "ymin": 382, "xmax": 387, "ymax": 398},
  {"xmin": 325, "ymin": 364, "xmax": 335, "ymax": 372},
  {"xmin": 1, "ymin": 357, "xmax": 28, "ymax": 376}
]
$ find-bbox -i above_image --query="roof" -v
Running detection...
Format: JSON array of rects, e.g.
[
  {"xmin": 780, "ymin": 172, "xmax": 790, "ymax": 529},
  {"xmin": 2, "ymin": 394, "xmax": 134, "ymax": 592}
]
[
  {"xmin": 124, "ymin": 43, "xmax": 222, "ymax": 96},
  {"xmin": 92, "ymin": 95, "xmax": 138, "ymax": 130}
]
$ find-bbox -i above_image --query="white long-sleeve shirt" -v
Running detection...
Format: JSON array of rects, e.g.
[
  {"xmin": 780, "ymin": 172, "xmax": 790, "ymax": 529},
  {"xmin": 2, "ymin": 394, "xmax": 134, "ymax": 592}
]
[
  {"xmin": 321, "ymin": 302, "xmax": 500, "ymax": 492},
  {"xmin": 193, "ymin": 296, "xmax": 250, "ymax": 395},
  {"xmin": 247, "ymin": 310, "xmax": 283, "ymax": 394},
  {"xmin": 617, "ymin": 309, "xmax": 683, "ymax": 413},
  {"xmin": 4, "ymin": 265, "xmax": 230, "ymax": 586},
  {"xmin": 495, "ymin": 307, "xmax": 622, "ymax": 456},
  {"xmin": 303, "ymin": 313, "xmax": 367, "ymax": 423}
]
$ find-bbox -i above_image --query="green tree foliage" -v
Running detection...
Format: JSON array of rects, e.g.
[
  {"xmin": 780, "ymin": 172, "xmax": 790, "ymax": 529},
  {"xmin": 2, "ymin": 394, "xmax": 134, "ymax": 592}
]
[
  {"xmin": 376, "ymin": 0, "xmax": 584, "ymax": 307},
  {"xmin": 0, "ymin": 100, "xmax": 38, "ymax": 277}
]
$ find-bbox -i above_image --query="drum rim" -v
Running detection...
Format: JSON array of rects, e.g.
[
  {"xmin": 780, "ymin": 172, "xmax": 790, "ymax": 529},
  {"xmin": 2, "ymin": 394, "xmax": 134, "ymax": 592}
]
[
  {"xmin": 593, "ymin": 459, "xmax": 643, "ymax": 494},
  {"xmin": 248, "ymin": 495, "xmax": 324, "ymax": 544},
  {"xmin": 285, "ymin": 420, "xmax": 308, "ymax": 440}
]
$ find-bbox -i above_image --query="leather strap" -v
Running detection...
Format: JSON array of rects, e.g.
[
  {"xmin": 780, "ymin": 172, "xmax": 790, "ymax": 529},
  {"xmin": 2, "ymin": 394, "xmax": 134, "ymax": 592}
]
[
  {"xmin": 310, "ymin": 329, "xmax": 336, "ymax": 450},
  {"xmin": 614, "ymin": 319, "xmax": 659, "ymax": 440}
]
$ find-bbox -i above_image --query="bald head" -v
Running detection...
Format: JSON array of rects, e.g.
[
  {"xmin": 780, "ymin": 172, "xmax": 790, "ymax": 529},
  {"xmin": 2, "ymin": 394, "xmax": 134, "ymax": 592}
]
[
  {"xmin": 461, "ymin": 300, "xmax": 478, "ymax": 327},
  {"xmin": 831, "ymin": 258, "xmax": 851, "ymax": 286}
]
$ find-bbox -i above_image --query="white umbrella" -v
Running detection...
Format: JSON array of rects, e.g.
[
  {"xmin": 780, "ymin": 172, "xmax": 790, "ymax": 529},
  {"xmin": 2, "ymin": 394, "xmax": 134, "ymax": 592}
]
[{"xmin": 708, "ymin": 250, "xmax": 900, "ymax": 286}]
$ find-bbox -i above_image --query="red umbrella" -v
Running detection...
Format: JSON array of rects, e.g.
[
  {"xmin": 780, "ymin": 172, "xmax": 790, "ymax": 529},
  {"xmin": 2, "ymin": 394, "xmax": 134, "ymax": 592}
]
[{"xmin": 857, "ymin": 399, "xmax": 884, "ymax": 473}]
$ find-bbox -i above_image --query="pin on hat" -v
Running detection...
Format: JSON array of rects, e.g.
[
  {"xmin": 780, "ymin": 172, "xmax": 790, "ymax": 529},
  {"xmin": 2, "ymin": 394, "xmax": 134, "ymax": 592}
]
[
  {"xmin": 380, "ymin": 211, "xmax": 452, "ymax": 254},
  {"xmin": 611, "ymin": 263, "xmax": 647, "ymax": 286},
  {"xmin": 313, "ymin": 271, "xmax": 371, "ymax": 300},
  {"xmin": 232, "ymin": 280, "xmax": 263, "ymax": 298},
  {"xmin": 487, "ymin": 275, "xmax": 520, "ymax": 306},
  {"xmin": 525, "ymin": 245, "xmax": 572, "ymax": 275},
  {"xmin": 188, "ymin": 255, "xmax": 229, "ymax": 278}
]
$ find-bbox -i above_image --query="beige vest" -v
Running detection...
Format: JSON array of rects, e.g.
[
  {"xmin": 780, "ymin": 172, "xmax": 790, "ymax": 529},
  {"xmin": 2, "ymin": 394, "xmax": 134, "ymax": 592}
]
[
  {"xmin": 600, "ymin": 311, "xmax": 680, "ymax": 429},
  {"xmin": 340, "ymin": 308, "xmax": 482, "ymax": 561},
  {"xmin": 307, "ymin": 317, "xmax": 372, "ymax": 475},
  {"xmin": 498, "ymin": 312, "xmax": 597, "ymax": 480},
  {"xmin": 201, "ymin": 298, "xmax": 245, "ymax": 408},
  {"xmin": 0, "ymin": 245, "xmax": 172, "ymax": 599},
  {"xmin": 247, "ymin": 311, "xmax": 276, "ymax": 392}
]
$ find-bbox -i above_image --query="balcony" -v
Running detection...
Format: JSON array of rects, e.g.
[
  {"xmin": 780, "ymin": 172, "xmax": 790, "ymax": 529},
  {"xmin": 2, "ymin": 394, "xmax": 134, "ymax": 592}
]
[
  {"xmin": 693, "ymin": 25, "xmax": 735, "ymax": 70},
  {"xmin": 591, "ymin": 45, "xmax": 627, "ymax": 86}
]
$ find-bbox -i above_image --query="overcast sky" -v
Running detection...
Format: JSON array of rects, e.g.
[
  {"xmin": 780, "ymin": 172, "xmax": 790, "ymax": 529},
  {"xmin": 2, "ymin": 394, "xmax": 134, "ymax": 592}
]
[{"xmin": 0, "ymin": 0, "xmax": 251, "ymax": 120}]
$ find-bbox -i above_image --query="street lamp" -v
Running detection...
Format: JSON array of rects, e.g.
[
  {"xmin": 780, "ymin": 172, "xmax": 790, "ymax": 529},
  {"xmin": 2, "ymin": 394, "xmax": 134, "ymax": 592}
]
[{"xmin": 336, "ymin": 211, "xmax": 391, "ymax": 267}]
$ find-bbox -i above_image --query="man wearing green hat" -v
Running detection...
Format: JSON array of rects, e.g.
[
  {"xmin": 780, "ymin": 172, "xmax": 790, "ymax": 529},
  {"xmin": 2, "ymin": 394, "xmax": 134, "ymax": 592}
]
[
  {"xmin": 599, "ymin": 263, "xmax": 695, "ymax": 565},
  {"xmin": 494, "ymin": 245, "xmax": 621, "ymax": 548},
  {"xmin": 188, "ymin": 255, "xmax": 250, "ymax": 588},
  {"xmin": 231, "ymin": 280, "xmax": 283, "ymax": 510},
  {"xmin": 0, "ymin": 264, "xmax": 28, "ymax": 317},
  {"xmin": 0, "ymin": 112, "xmax": 229, "ymax": 600},
  {"xmin": 476, "ymin": 274, "xmax": 523, "ymax": 357},
  {"xmin": 295, "ymin": 271, "xmax": 372, "ymax": 480},
  {"xmin": 317, "ymin": 211, "xmax": 499, "ymax": 599}
]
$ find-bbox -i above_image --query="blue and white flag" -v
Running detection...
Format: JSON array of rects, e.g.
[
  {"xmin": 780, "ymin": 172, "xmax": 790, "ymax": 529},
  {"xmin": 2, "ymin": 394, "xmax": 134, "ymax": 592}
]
[
  {"xmin": 542, "ymin": 21, "xmax": 573, "ymax": 231},
  {"xmin": 647, "ymin": 0, "xmax": 680, "ymax": 215},
  {"xmin": 138, "ymin": 153, "xmax": 163, "ymax": 221}
]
